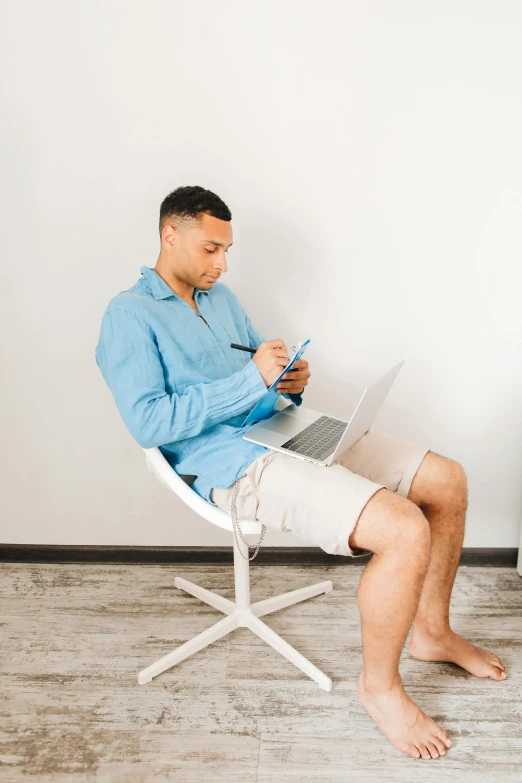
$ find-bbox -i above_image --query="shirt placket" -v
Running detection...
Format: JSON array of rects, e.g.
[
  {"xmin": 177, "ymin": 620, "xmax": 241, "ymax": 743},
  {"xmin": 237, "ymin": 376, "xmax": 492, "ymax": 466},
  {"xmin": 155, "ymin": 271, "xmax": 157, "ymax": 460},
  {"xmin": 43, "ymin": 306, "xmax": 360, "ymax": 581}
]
[{"xmin": 195, "ymin": 295, "xmax": 240, "ymax": 372}]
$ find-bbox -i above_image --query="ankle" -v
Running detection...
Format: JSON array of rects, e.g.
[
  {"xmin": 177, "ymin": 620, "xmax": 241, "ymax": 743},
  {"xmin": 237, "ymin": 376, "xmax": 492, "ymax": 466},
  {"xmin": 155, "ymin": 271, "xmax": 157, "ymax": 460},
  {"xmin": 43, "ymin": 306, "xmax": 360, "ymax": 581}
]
[
  {"xmin": 359, "ymin": 667, "xmax": 402, "ymax": 695},
  {"xmin": 411, "ymin": 620, "xmax": 452, "ymax": 640}
]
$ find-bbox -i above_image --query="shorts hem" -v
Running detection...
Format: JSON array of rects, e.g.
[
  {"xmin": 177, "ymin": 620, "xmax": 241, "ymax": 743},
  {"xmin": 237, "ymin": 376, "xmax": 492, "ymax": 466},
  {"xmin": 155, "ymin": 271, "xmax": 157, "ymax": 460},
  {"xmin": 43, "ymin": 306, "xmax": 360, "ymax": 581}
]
[
  {"xmin": 342, "ymin": 483, "xmax": 386, "ymax": 558},
  {"xmin": 396, "ymin": 447, "xmax": 431, "ymax": 499}
]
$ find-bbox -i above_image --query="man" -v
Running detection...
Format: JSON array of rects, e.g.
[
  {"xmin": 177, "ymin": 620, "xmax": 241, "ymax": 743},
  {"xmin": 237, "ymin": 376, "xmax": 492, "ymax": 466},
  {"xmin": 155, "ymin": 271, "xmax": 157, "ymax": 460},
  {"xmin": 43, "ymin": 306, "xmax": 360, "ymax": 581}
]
[{"xmin": 95, "ymin": 185, "xmax": 506, "ymax": 761}]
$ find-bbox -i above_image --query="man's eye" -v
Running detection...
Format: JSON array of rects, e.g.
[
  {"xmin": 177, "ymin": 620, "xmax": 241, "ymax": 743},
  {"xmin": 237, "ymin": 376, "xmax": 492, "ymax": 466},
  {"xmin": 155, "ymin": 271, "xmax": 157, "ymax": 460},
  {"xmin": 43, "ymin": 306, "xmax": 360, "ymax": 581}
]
[{"xmin": 205, "ymin": 248, "xmax": 215, "ymax": 253}]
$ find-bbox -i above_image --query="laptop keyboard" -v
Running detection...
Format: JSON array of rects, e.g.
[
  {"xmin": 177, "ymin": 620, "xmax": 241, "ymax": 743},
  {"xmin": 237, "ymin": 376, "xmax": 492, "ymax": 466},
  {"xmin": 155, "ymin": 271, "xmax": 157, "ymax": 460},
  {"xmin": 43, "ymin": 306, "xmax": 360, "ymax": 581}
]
[{"xmin": 281, "ymin": 415, "xmax": 348, "ymax": 461}]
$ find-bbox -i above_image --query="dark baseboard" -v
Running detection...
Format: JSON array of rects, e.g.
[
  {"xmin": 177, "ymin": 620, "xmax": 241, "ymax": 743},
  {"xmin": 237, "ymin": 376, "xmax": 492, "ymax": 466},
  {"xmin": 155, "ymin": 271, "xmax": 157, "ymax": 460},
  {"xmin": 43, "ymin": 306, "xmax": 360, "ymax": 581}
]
[{"xmin": 0, "ymin": 544, "xmax": 518, "ymax": 567}]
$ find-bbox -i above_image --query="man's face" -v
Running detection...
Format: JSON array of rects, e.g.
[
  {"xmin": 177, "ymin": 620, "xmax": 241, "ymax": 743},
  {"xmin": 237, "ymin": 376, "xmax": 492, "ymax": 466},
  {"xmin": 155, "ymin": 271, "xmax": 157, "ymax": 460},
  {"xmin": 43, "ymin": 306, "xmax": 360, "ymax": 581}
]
[{"xmin": 164, "ymin": 212, "xmax": 233, "ymax": 290}]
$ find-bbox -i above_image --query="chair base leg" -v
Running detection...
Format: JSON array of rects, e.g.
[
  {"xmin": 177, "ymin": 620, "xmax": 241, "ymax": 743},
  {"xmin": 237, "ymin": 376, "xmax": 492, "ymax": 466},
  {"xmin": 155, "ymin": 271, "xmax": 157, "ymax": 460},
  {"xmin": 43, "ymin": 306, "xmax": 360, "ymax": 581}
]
[{"xmin": 137, "ymin": 578, "xmax": 334, "ymax": 691}]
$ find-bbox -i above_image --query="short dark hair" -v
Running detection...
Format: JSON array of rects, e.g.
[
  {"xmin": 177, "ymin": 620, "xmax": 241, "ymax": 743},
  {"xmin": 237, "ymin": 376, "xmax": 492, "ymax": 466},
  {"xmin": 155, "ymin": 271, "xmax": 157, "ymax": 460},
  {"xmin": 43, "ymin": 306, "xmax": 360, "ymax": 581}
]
[{"xmin": 159, "ymin": 185, "xmax": 232, "ymax": 235}]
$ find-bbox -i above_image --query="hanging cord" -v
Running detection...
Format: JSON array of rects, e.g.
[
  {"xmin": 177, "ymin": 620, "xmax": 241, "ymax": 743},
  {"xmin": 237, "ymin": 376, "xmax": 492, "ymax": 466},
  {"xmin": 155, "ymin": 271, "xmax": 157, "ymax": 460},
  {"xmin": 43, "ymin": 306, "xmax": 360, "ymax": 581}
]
[{"xmin": 230, "ymin": 476, "xmax": 267, "ymax": 561}]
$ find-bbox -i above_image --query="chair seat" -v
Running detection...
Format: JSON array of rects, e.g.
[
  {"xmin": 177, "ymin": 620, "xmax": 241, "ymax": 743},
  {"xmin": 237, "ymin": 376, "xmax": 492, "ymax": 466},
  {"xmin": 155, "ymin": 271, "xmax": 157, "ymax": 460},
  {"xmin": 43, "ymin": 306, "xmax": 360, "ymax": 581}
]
[{"xmin": 143, "ymin": 446, "xmax": 262, "ymax": 534}]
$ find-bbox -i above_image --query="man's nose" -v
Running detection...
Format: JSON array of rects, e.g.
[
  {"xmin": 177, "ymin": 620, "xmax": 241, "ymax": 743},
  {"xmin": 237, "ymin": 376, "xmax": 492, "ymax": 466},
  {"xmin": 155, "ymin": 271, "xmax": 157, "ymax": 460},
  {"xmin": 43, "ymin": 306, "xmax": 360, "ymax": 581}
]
[{"xmin": 214, "ymin": 254, "xmax": 228, "ymax": 273}]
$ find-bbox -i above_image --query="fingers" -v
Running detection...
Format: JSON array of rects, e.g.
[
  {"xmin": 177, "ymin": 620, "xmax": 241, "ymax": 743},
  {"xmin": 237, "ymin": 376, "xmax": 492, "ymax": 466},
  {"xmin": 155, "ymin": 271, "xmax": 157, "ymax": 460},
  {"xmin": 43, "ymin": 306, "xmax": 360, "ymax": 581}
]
[
  {"xmin": 281, "ymin": 368, "xmax": 311, "ymax": 382},
  {"xmin": 268, "ymin": 339, "xmax": 288, "ymax": 354},
  {"xmin": 277, "ymin": 378, "xmax": 308, "ymax": 392},
  {"xmin": 278, "ymin": 377, "xmax": 308, "ymax": 388}
]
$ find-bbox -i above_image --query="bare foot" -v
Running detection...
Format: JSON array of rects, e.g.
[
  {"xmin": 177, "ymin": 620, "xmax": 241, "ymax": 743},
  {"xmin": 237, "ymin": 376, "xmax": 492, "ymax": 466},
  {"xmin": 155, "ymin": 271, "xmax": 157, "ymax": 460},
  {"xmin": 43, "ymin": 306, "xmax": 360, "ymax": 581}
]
[
  {"xmin": 409, "ymin": 628, "xmax": 507, "ymax": 680},
  {"xmin": 356, "ymin": 669, "xmax": 452, "ymax": 759}
]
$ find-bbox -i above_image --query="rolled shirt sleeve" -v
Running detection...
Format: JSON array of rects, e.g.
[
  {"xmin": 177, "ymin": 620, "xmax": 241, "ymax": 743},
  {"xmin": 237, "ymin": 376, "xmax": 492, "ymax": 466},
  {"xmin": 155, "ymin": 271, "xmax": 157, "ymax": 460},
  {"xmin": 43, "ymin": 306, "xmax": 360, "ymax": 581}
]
[{"xmin": 95, "ymin": 308, "xmax": 268, "ymax": 449}]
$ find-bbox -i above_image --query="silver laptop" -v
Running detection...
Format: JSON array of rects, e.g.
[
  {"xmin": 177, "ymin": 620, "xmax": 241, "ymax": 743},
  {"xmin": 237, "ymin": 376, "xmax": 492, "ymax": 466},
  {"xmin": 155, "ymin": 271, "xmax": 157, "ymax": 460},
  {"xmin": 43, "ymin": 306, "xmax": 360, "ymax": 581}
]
[{"xmin": 242, "ymin": 360, "xmax": 405, "ymax": 466}]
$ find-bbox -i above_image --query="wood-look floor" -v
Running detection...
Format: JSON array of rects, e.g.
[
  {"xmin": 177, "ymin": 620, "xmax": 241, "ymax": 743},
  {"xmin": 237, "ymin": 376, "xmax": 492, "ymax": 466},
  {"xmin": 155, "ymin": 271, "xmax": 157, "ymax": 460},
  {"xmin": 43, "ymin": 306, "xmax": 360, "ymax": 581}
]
[{"xmin": 0, "ymin": 562, "xmax": 521, "ymax": 782}]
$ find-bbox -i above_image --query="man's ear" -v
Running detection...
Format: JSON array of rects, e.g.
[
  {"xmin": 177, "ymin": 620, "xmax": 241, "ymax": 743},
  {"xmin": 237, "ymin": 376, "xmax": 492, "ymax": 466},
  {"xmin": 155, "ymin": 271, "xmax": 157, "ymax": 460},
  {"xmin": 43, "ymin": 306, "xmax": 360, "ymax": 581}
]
[{"xmin": 162, "ymin": 224, "xmax": 177, "ymax": 248}]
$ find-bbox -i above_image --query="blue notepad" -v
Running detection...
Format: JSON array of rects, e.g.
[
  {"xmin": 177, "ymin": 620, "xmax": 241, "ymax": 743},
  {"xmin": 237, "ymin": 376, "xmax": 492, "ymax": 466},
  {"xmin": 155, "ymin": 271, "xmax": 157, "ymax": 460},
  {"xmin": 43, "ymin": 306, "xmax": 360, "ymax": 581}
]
[{"xmin": 242, "ymin": 339, "xmax": 311, "ymax": 427}]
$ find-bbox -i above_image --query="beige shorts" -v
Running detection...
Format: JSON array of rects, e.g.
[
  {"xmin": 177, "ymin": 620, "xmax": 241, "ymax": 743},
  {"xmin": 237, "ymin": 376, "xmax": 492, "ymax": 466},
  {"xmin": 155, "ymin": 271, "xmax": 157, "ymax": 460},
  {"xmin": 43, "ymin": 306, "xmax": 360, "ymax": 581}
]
[{"xmin": 210, "ymin": 427, "xmax": 430, "ymax": 558}]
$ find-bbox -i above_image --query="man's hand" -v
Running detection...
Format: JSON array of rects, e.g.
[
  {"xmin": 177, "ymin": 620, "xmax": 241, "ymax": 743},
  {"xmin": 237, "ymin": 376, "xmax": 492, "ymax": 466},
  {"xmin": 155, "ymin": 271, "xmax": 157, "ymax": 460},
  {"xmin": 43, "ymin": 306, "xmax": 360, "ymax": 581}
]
[
  {"xmin": 276, "ymin": 359, "xmax": 311, "ymax": 394},
  {"xmin": 252, "ymin": 339, "xmax": 292, "ymax": 387}
]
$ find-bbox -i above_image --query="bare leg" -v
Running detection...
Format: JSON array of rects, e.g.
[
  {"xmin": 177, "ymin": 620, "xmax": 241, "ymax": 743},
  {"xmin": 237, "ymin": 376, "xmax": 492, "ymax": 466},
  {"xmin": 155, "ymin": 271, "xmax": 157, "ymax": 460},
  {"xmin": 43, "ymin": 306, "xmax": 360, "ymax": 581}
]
[
  {"xmin": 348, "ymin": 488, "xmax": 453, "ymax": 760},
  {"xmin": 406, "ymin": 452, "xmax": 506, "ymax": 680}
]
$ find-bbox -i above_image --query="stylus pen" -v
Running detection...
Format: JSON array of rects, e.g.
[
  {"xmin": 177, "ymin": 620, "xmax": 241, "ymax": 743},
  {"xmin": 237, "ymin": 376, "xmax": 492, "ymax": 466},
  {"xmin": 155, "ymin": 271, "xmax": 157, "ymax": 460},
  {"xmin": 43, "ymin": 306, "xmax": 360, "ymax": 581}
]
[
  {"xmin": 230, "ymin": 342, "xmax": 256, "ymax": 353},
  {"xmin": 231, "ymin": 342, "xmax": 298, "ymax": 375}
]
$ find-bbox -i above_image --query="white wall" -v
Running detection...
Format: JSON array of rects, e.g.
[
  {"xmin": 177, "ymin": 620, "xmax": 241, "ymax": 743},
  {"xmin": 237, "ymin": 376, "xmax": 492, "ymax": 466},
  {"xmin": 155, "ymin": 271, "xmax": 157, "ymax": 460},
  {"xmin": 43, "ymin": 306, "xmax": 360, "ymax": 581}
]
[{"xmin": 2, "ymin": 0, "xmax": 521, "ymax": 548}]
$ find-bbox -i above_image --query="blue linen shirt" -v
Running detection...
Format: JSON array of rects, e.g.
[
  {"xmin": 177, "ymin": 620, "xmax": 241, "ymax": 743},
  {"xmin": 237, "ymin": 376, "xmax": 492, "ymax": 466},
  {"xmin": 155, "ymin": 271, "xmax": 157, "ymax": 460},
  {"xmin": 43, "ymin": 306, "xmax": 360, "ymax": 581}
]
[{"xmin": 95, "ymin": 266, "xmax": 303, "ymax": 505}]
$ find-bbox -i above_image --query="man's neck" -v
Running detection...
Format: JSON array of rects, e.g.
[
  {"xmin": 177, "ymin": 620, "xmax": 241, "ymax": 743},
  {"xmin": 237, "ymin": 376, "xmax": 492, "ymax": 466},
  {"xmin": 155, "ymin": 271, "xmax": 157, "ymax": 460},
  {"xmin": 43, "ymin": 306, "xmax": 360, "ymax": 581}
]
[{"xmin": 154, "ymin": 258, "xmax": 195, "ymax": 305}]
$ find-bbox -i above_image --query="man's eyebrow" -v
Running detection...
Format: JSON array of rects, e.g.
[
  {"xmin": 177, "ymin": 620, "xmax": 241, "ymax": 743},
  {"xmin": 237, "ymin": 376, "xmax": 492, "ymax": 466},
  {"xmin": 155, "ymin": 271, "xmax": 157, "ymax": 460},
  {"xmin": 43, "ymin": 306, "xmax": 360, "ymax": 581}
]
[{"xmin": 200, "ymin": 239, "xmax": 233, "ymax": 249}]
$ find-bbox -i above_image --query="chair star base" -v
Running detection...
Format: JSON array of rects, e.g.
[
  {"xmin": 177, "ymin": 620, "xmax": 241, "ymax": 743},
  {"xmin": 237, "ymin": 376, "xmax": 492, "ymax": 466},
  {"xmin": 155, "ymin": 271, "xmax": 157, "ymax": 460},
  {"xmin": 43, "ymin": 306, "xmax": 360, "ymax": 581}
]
[{"xmin": 137, "ymin": 574, "xmax": 334, "ymax": 692}]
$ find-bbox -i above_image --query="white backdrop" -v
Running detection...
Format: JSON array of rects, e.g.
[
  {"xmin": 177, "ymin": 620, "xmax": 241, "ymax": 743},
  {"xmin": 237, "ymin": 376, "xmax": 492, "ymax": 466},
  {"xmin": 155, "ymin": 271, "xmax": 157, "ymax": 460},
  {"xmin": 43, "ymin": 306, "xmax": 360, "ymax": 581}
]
[{"xmin": 2, "ymin": 0, "xmax": 521, "ymax": 547}]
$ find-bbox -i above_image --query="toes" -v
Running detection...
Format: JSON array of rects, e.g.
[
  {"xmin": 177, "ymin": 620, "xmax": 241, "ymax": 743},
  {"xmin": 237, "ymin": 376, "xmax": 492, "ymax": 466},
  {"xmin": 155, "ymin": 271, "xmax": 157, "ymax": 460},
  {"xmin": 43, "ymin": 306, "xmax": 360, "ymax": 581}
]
[
  {"xmin": 426, "ymin": 741, "xmax": 440, "ymax": 758},
  {"xmin": 432, "ymin": 736, "xmax": 447, "ymax": 756},
  {"xmin": 438, "ymin": 732, "xmax": 453, "ymax": 748},
  {"xmin": 488, "ymin": 653, "xmax": 505, "ymax": 669},
  {"xmin": 488, "ymin": 652, "xmax": 506, "ymax": 670},
  {"xmin": 408, "ymin": 743, "xmax": 421, "ymax": 759},
  {"xmin": 418, "ymin": 744, "xmax": 431, "ymax": 760}
]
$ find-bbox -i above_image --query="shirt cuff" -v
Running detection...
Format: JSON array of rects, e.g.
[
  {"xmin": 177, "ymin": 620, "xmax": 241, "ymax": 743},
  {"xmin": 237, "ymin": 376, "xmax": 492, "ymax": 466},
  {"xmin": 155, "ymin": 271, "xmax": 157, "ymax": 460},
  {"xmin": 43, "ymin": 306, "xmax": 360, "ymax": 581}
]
[{"xmin": 242, "ymin": 358, "xmax": 268, "ymax": 398}]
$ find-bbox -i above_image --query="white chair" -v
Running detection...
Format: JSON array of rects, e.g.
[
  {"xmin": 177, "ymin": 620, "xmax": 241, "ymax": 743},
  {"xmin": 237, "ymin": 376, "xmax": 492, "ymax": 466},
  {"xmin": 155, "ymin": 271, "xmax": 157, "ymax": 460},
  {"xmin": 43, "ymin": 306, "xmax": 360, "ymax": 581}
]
[{"xmin": 137, "ymin": 445, "xmax": 334, "ymax": 691}]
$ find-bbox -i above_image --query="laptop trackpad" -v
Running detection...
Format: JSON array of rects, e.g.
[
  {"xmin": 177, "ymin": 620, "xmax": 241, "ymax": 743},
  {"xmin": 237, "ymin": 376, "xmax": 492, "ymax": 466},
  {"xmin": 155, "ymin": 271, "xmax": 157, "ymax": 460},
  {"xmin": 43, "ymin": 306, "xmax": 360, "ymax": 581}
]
[
  {"xmin": 262, "ymin": 413, "xmax": 301, "ymax": 438},
  {"xmin": 243, "ymin": 405, "xmax": 323, "ymax": 448}
]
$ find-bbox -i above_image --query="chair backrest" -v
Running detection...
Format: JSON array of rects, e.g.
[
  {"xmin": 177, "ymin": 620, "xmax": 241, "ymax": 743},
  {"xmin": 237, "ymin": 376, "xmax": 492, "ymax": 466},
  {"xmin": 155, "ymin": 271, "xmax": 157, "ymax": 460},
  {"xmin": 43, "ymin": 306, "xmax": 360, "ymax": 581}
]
[{"xmin": 142, "ymin": 446, "xmax": 262, "ymax": 535}]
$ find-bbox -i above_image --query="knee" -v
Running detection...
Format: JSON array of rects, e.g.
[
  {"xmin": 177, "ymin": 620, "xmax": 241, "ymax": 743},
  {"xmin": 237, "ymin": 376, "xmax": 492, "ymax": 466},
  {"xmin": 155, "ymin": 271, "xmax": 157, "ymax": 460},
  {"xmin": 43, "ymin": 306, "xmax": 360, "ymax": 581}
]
[
  {"xmin": 387, "ymin": 499, "xmax": 431, "ymax": 565},
  {"xmin": 449, "ymin": 459, "xmax": 468, "ymax": 509},
  {"xmin": 409, "ymin": 452, "xmax": 468, "ymax": 512},
  {"xmin": 349, "ymin": 489, "xmax": 431, "ymax": 562},
  {"xmin": 431, "ymin": 458, "xmax": 468, "ymax": 511}
]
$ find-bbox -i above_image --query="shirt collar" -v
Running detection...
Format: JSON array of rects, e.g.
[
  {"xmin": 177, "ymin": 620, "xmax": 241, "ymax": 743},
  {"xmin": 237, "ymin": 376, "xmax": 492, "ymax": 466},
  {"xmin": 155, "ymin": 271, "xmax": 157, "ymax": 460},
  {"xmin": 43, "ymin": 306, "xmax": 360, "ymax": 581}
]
[{"xmin": 140, "ymin": 266, "xmax": 209, "ymax": 301}]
